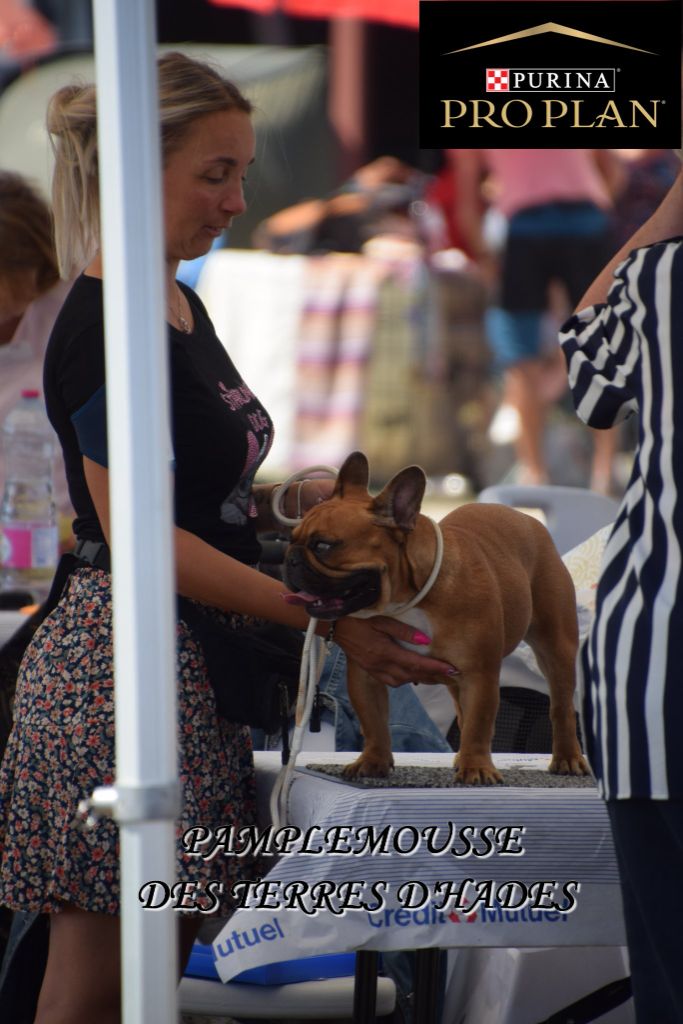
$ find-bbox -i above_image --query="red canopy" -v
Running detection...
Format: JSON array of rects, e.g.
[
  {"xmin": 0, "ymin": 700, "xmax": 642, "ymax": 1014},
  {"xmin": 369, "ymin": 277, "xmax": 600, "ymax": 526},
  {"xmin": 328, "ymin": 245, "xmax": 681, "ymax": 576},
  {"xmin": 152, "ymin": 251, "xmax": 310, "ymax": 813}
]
[{"xmin": 207, "ymin": 0, "xmax": 419, "ymax": 30}]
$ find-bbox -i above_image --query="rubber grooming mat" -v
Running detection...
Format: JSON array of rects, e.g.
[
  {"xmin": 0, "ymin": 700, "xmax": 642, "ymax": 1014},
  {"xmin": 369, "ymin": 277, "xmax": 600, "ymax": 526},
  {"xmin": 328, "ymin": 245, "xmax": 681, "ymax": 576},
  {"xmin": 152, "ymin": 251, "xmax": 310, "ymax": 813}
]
[{"xmin": 301, "ymin": 764, "xmax": 596, "ymax": 789}]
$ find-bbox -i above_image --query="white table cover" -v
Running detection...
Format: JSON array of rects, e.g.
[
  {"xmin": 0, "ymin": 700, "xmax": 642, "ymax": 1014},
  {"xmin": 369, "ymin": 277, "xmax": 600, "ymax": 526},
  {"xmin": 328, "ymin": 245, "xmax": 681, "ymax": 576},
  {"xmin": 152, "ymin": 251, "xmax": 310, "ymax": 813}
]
[{"xmin": 212, "ymin": 752, "xmax": 626, "ymax": 982}]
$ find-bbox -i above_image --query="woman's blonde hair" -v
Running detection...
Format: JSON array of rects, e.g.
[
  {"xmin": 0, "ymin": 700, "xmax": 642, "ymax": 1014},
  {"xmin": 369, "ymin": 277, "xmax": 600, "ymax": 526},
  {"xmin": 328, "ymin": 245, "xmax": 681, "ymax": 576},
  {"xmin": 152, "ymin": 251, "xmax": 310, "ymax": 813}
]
[
  {"xmin": 0, "ymin": 171, "xmax": 59, "ymax": 294},
  {"xmin": 47, "ymin": 51, "xmax": 252, "ymax": 278}
]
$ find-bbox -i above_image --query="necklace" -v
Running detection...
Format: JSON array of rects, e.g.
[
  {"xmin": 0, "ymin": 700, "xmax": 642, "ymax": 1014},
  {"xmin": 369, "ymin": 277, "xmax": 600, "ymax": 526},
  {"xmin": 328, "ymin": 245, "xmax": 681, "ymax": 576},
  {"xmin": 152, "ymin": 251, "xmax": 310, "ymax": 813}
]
[{"xmin": 171, "ymin": 286, "xmax": 192, "ymax": 334}]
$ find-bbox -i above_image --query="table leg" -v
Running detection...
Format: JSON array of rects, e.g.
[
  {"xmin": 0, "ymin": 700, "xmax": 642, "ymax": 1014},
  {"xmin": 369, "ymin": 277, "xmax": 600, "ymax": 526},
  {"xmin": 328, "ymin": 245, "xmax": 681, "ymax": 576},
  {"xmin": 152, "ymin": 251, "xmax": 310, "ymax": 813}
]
[
  {"xmin": 414, "ymin": 947, "xmax": 442, "ymax": 1022},
  {"xmin": 353, "ymin": 949, "xmax": 378, "ymax": 1022}
]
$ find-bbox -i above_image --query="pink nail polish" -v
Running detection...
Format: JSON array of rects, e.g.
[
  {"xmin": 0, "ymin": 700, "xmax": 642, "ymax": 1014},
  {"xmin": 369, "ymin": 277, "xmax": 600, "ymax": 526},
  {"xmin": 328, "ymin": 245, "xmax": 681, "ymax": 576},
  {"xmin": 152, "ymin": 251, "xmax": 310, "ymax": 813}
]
[
  {"xmin": 447, "ymin": 667, "xmax": 460, "ymax": 677},
  {"xmin": 412, "ymin": 630, "xmax": 431, "ymax": 644}
]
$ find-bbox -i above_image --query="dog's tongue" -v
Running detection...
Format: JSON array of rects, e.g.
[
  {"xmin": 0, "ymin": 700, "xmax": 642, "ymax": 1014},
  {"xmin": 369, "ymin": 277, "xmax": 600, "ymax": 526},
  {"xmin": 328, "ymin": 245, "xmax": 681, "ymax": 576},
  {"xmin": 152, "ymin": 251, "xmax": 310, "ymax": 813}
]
[
  {"xmin": 282, "ymin": 591, "xmax": 319, "ymax": 607},
  {"xmin": 282, "ymin": 591, "xmax": 346, "ymax": 614}
]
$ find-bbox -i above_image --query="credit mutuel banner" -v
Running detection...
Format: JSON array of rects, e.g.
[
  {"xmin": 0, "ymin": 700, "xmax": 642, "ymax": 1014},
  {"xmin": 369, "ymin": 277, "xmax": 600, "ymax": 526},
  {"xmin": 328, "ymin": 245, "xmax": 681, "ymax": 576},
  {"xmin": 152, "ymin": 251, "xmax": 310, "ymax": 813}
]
[{"xmin": 419, "ymin": 0, "xmax": 682, "ymax": 147}]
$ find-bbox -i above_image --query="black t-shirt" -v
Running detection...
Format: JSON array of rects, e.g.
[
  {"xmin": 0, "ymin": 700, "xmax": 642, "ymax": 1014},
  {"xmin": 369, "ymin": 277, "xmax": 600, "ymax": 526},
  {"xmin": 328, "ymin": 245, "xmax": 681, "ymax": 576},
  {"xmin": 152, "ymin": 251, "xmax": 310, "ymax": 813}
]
[{"xmin": 43, "ymin": 274, "xmax": 273, "ymax": 565}]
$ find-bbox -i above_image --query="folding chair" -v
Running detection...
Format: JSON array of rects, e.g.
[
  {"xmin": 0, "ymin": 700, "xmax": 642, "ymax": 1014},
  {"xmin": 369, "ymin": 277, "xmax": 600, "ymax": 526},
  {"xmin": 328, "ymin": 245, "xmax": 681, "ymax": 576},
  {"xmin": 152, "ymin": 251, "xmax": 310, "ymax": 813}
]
[{"xmin": 476, "ymin": 483, "xmax": 619, "ymax": 556}]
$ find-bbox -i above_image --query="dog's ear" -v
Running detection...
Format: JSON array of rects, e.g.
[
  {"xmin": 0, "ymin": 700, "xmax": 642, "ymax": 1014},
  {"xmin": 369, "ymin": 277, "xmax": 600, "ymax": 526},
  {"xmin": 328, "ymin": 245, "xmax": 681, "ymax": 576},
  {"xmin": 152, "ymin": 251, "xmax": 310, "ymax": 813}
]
[
  {"xmin": 372, "ymin": 465, "xmax": 426, "ymax": 531},
  {"xmin": 333, "ymin": 451, "xmax": 370, "ymax": 498}
]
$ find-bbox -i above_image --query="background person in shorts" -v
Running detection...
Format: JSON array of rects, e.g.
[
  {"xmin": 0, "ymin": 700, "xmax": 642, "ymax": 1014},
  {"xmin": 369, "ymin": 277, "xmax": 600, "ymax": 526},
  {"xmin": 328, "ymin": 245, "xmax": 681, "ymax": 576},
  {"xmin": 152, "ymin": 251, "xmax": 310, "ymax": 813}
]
[{"xmin": 452, "ymin": 148, "xmax": 623, "ymax": 492}]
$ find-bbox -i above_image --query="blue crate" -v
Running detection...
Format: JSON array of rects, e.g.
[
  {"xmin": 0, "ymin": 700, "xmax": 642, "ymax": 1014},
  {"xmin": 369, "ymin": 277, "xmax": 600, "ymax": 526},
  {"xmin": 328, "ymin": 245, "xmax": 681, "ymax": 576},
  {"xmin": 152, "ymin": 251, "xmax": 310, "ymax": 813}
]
[{"xmin": 185, "ymin": 941, "xmax": 356, "ymax": 986}]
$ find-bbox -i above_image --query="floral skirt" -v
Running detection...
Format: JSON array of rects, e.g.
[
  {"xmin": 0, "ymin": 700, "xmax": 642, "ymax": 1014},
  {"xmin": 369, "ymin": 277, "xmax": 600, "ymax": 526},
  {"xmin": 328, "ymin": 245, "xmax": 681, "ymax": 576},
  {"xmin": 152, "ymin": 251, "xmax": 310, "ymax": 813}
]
[{"xmin": 0, "ymin": 567, "xmax": 259, "ymax": 916}]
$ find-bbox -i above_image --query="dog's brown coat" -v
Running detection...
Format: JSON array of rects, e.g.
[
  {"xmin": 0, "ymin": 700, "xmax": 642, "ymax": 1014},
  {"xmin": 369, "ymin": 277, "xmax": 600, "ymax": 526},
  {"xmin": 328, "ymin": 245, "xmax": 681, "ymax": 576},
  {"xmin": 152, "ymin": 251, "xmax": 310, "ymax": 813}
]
[{"xmin": 286, "ymin": 452, "xmax": 589, "ymax": 785}]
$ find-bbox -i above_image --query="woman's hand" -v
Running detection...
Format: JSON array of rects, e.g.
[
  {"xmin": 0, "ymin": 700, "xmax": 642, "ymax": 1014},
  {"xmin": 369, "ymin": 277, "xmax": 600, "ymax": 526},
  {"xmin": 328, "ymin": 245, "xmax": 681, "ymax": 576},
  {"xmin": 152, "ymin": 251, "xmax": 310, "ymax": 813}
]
[
  {"xmin": 332, "ymin": 615, "xmax": 458, "ymax": 688},
  {"xmin": 296, "ymin": 477, "xmax": 336, "ymax": 515}
]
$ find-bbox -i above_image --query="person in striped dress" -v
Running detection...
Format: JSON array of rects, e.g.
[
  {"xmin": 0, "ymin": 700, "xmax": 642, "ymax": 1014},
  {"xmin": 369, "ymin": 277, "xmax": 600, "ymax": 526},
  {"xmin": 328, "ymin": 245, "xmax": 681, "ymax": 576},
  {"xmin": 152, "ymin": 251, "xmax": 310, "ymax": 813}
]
[{"xmin": 559, "ymin": 161, "xmax": 683, "ymax": 1023}]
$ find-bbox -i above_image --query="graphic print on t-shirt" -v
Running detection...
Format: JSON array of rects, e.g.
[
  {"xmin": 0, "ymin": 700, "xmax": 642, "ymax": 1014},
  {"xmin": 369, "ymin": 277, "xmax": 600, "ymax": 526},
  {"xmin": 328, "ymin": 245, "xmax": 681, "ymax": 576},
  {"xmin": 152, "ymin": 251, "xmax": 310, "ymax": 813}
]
[{"xmin": 217, "ymin": 380, "xmax": 272, "ymax": 526}]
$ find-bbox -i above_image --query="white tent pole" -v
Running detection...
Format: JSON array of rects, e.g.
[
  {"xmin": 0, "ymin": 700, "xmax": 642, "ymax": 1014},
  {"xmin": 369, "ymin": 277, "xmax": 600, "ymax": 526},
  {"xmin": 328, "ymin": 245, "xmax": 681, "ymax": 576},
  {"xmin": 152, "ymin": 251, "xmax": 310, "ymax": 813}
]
[{"xmin": 88, "ymin": 2, "xmax": 179, "ymax": 1022}]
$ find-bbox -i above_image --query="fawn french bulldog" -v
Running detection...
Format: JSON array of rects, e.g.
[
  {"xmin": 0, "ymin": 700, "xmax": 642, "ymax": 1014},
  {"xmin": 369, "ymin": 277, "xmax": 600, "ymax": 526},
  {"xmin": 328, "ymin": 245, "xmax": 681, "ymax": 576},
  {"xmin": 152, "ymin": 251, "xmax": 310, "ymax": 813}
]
[{"xmin": 283, "ymin": 452, "xmax": 589, "ymax": 785}]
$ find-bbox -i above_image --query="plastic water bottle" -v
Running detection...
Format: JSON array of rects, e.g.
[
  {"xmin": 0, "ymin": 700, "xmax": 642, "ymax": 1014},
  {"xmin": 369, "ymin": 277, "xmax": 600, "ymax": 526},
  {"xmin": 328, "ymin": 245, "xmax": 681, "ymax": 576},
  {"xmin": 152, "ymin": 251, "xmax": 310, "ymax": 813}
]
[{"xmin": 0, "ymin": 389, "xmax": 58, "ymax": 602}]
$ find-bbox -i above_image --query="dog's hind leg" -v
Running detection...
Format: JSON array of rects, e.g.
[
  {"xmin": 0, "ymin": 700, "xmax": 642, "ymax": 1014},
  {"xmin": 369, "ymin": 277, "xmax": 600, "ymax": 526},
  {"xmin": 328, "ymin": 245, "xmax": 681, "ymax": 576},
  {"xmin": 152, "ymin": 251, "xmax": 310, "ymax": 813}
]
[
  {"xmin": 342, "ymin": 662, "xmax": 395, "ymax": 779},
  {"xmin": 527, "ymin": 608, "xmax": 589, "ymax": 777}
]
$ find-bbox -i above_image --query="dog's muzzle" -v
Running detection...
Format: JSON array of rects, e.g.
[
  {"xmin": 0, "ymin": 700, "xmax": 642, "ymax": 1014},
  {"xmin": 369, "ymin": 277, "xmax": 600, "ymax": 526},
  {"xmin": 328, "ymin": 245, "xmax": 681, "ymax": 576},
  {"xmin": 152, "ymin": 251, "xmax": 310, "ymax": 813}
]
[{"xmin": 283, "ymin": 545, "xmax": 382, "ymax": 619}]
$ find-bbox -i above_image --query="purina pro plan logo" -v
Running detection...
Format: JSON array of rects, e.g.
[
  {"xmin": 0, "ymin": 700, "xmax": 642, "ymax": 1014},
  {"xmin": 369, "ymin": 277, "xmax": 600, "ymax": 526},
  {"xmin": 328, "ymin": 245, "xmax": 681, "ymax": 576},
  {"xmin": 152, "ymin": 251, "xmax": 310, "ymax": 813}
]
[{"xmin": 419, "ymin": 1, "xmax": 681, "ymax": 146}]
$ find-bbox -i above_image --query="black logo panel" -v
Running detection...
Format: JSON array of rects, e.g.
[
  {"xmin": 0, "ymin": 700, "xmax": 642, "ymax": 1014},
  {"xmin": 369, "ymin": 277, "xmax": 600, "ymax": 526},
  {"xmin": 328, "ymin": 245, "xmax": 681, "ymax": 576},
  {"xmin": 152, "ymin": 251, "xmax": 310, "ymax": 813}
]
[{"xmin": 419, "ymin": 1, "xmax": 681, "ymax": 147}]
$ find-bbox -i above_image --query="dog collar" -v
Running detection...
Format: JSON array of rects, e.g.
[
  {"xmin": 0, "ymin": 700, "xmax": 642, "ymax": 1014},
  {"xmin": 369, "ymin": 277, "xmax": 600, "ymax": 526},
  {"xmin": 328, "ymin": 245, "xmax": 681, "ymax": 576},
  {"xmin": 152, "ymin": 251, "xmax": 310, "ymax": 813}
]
[{"xmin": 388, "ymin": 517, "xmax": 444, "ymax": 614}]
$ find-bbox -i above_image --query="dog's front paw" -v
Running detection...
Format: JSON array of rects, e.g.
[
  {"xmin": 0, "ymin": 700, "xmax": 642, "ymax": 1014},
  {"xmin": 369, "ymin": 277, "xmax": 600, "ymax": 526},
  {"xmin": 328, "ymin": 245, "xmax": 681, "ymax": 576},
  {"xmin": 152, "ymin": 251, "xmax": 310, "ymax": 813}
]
[
  {"xmin": 549, "ymin": 751, "xmax": 591, "ymax": 776},
  {"xmin": 454, "ymin": 758, "xmax": 503, "ymax": 786},
  {"xmin": 342, "ymin": 754, "xmax": 394, "ymax": 780}
]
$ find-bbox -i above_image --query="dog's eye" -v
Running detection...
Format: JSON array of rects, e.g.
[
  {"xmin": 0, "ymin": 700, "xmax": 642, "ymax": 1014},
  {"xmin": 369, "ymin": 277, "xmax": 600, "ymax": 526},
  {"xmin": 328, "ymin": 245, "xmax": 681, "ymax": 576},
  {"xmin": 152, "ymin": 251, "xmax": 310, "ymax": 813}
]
[{"xmin": 311, "ymin": 539, "xmax": 337, "ymax": 558}]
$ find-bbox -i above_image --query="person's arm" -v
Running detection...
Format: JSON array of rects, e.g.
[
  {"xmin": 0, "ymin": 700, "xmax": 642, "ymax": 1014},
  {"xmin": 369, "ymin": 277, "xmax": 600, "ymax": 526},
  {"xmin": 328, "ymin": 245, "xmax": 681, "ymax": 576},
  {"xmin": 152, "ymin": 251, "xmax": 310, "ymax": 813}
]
[
  {"xmin": 450, "ymin": 150, "xmax": 488, "ymax": 258},
  {"xmin": 558, "ymin": 164, "xmax": 683, "ymax": 430},
  {"xmin": 590, "ymin": 148, "xmax": 627, "ymax": 203},
  {"xmin": 576, "ymin": 165, "xmax": 683, "ymax": 311},
  {"xmin": 83, "ymin": 457, "xmax": 457, "ymax": 687}
]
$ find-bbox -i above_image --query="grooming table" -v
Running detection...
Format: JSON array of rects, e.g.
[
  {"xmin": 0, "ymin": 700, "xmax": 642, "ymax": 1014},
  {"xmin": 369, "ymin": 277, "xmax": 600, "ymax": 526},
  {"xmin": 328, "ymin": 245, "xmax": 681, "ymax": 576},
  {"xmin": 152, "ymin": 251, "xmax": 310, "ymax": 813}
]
[{"xmin": 211, "ymin": 752, "xmax": 627, "ymax": 1021}]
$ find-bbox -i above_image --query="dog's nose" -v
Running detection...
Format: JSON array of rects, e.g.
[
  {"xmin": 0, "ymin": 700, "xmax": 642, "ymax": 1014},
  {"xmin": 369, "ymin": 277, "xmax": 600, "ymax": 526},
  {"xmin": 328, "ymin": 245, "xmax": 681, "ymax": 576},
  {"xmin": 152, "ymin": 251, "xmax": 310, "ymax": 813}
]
[
  {"xmin": 282, "ymin": 544, "xmax": 304, "ymax": 590},
  {"xmin": 284, "ymin": 545, "xmax": 303, "ymax": 569}
]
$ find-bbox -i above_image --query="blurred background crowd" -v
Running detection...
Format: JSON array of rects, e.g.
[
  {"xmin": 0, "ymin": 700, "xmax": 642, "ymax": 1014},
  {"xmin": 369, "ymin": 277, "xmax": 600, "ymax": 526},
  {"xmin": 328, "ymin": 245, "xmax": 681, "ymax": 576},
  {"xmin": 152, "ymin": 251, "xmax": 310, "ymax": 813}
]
[{"xmin": 1, "ymin": 0, "xmax": 679, "ymax": 510}]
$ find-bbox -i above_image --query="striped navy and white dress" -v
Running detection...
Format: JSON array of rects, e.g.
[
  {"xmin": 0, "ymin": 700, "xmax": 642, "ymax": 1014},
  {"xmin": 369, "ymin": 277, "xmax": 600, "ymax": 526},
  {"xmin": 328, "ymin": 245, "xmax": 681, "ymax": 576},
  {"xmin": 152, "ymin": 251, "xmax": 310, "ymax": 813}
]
[{"xmin": 560, "ymin": 237, "xmax": 683, "ymax": 801}]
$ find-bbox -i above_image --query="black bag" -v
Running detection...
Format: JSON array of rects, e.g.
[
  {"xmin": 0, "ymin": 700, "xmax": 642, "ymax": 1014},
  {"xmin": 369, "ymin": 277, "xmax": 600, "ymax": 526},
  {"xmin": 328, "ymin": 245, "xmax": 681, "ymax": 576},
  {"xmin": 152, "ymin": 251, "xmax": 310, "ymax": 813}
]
[{"xmin": 177, "ymin": 597, "xmax": 304, "ymax": 736}]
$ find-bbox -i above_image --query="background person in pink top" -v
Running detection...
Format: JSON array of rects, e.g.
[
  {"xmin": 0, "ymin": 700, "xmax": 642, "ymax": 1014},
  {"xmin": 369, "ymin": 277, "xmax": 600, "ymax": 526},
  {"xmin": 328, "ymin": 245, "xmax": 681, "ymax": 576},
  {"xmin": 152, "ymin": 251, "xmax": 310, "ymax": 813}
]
[{"xmin": 452, "ymin": 148, "xmax": 623, "ymax": 493}]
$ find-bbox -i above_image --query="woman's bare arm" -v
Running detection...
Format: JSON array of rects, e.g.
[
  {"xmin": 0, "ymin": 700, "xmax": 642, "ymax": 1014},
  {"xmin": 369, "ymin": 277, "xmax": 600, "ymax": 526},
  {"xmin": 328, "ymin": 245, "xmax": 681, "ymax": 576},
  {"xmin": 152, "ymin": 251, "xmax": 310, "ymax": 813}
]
[{"xmin": 577, "ymin": 166, "xmax": 683, "ymax": 311}]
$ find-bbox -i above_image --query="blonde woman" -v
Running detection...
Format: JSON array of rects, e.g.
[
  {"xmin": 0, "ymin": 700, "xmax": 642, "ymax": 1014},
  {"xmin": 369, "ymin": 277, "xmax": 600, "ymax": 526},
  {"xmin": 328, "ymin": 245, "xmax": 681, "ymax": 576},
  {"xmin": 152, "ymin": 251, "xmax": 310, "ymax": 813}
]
[{"xmin": 0, "ymin": 53, "xmax": 454, "ymax": 1023}]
